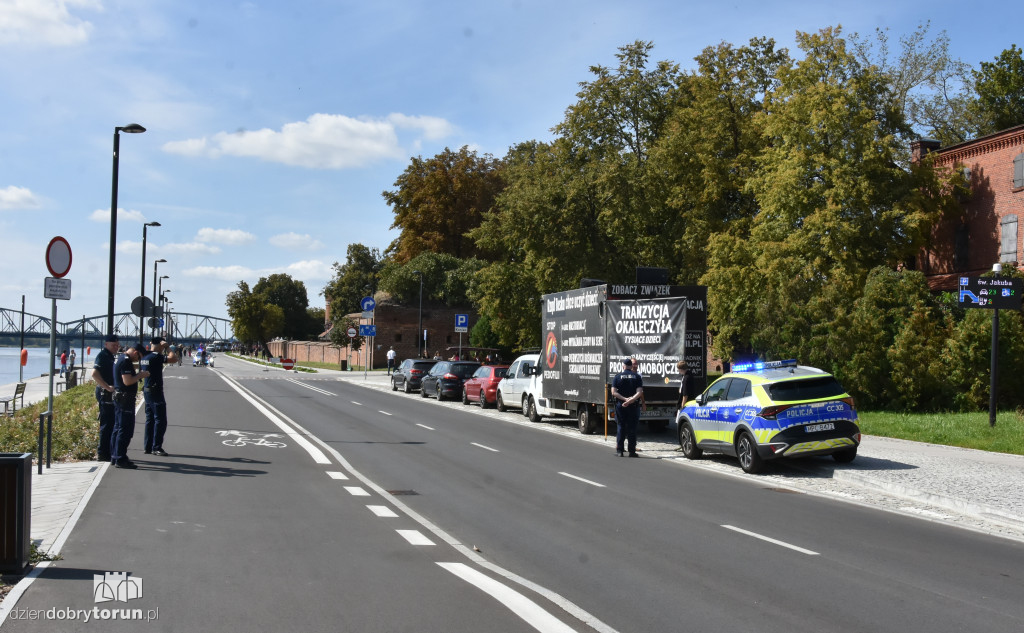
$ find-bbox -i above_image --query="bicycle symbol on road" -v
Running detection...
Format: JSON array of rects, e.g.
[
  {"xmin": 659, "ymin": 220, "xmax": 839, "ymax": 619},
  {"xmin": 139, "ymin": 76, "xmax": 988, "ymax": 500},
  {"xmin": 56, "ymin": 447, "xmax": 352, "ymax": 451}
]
[{"xmin": 216, "ymin": 430, "xmax": 287, "ymax": 448}]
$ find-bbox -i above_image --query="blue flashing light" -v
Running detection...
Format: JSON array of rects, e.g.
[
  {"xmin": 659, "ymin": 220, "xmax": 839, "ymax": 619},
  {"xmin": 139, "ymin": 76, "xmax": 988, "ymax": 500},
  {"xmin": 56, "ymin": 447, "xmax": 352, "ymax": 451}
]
[{"xmin": 733, "ymin": 359, "xmax": 798, "ymax": 373}]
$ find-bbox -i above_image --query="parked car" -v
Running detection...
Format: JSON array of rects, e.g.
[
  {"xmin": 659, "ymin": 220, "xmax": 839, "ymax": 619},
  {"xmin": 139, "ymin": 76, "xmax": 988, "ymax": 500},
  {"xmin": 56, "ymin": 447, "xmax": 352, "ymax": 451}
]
[
  {"xmin": 495, "ymin": 354, "xmax": 538, "ymax": 412},
  {"xmin": 391, "ymin": 359, "xmax": 438, "ymax": 393},
  {"xmin": 461, "ymin": 365, "xmax": 510, "ymax": 407},
  {"xmin": 421, "ymin": 361, "xmax": 481, "ymax": 401}
]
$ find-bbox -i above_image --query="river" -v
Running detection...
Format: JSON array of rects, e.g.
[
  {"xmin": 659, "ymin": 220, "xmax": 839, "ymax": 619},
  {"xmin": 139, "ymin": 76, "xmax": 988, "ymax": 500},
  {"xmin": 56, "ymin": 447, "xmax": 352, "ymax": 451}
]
[{"xmin": 0, "ymin": 345, "xmax": 95, "ymax": 386}]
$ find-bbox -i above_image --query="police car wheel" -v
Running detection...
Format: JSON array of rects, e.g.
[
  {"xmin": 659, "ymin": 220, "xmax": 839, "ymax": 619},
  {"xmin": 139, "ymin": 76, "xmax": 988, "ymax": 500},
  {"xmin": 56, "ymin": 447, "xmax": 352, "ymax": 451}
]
[
  {"xmin": 832, "ymin": 447, "xmax": 857, "ymax": 463},
  {"xmin": 496, "ymin": 392, "xmax": 508, "ymax": 412},
  {"xmin": 737, "ymin": 432, "xmax": 763, "ymax": 474},
  {"xmin": 678, "ymin": 422, "xmax": 702, "ymax": 459}
]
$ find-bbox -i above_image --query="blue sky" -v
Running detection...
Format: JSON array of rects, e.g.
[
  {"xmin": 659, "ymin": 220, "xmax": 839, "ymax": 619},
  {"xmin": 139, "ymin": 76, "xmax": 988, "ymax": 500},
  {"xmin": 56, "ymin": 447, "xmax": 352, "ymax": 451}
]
[{"xmin": 0, "ymin": 0, "xmax": 1017, "ymax": 323}]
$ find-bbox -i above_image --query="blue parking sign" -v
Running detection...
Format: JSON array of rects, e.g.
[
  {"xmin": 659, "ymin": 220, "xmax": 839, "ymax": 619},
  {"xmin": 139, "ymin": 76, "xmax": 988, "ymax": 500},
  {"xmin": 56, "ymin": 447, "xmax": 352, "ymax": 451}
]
[{"xmin": 455, "ymin": 313, "xmax": 468, "ymax": 332}]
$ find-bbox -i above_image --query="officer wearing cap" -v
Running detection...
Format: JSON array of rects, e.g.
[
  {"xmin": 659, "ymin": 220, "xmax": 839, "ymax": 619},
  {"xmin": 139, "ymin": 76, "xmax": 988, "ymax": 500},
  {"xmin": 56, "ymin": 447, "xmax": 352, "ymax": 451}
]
[
  {"xmin": 611, "ymin": 358, "xmax": 644, "ymax": 457},
  {"xmin": 91, "ymin": 334, "xmax": 121, "ymax": 462},
  {"xmin": 111, "ymin": 345, "xmax": 149, "ymax": 469},
  {"xmin": 141, "ymin": 336, "xmax": 178, "ymax": 456}
]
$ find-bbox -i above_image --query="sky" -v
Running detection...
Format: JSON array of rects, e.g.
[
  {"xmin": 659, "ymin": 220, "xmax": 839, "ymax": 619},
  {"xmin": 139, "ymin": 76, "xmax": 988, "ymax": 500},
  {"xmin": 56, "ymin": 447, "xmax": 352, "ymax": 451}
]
[{"xmin": 0, "ymin": 0, "xmax": 1018, "ymax": 325}]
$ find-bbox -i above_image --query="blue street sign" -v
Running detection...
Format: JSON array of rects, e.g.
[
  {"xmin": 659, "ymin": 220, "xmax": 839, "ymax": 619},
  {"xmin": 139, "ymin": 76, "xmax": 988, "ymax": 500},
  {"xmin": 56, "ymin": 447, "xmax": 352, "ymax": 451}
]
[
  {"xmin": 359, "ymin": 324, "xmax": 376, "ymax": 337},
  {"xmin": 360, "ymin": 296, "xmax": 376, "ymax": 312},
  {"xmin": 455, "ymin": 313, "xmax": 469, "ymax": 333}
]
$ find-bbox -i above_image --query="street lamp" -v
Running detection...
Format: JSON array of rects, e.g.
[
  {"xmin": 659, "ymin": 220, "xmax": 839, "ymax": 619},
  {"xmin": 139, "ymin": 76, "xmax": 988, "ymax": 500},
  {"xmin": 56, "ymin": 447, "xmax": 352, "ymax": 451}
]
[
  {"xmin": 107, "ymin": 123, "xmax": 147, "ymax": 335},
  {"xmin": 151, "ymin": 261, "xmax": 166, "ymax": 338},
  {"xmin": 413, "ymin": 270, "xmax": 424, "ymax": 358},
  {"xmin": 161, "ymin": 290, "xmax": 172, "ymax": 336},
  {"xmin": 140, "ymin": 221, "xmax": 161, "ymax": 344}
]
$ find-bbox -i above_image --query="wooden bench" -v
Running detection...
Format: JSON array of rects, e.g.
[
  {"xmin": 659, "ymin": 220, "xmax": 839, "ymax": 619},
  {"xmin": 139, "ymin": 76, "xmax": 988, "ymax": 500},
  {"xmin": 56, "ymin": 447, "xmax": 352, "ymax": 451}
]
[{"xmin": 1, "ymin": 382, "xmax": 27, "ymax": 416}]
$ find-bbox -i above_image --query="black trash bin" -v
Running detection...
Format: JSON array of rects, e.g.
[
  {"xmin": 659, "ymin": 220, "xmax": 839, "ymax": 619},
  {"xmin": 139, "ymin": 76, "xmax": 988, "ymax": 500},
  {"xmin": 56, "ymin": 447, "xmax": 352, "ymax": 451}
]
[
  {"xmin": 1, "ymin": 452, "xmax": 32, "ymax": 573},
  {"xmin": 339, "ymin": 360, "xmax": 347, "ymax": 371}
]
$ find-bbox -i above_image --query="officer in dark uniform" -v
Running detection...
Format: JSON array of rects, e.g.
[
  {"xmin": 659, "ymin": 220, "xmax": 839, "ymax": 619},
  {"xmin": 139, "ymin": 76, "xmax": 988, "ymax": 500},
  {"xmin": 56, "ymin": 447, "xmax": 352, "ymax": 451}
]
[
  {"xmin": 90, "ymin": 334, "xmax": 120, "ymax": 462},
  {"xmin": 111, "ymin": 345, "xmax": 149, "ymax": 469},
  {"xmin": 141, "ymin": 337, "xmax": 178, "ymax": 456},
  {"xmin": 611, "ymin": 358, "xmax": 644, "ymax": 457}
]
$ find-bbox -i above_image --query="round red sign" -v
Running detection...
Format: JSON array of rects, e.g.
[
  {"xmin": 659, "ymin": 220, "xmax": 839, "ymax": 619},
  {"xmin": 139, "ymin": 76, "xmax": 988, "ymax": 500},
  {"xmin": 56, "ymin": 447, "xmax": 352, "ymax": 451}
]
[
  {"xmin": 281, "ymin": 358, "xmax": 295, "ymax": 370},
  {"xmin": 46, "ymin": 236, "xmax": 72, "ymax": 278}
]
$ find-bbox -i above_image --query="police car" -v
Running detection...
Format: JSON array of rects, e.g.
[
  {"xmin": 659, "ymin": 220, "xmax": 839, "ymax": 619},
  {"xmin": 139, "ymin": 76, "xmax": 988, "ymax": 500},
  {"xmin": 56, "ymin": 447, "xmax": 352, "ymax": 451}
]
[{"xmin": 676, "ymin": 360, "xmax": 860, "ymax": 473}]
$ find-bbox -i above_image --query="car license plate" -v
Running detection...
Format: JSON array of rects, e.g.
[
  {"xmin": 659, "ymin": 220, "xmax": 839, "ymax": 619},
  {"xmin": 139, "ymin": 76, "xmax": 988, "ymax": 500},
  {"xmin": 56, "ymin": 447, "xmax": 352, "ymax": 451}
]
[{"xmin": 805, "ymin": 423, "xmax": 835, "ymax": 433}]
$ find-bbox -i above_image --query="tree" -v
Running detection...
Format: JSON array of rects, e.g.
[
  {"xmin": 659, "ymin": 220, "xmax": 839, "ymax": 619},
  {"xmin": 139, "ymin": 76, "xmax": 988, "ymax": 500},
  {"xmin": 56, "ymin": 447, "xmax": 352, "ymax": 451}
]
[
  {"xmin": 253, "ymin": 273, "xmax": 310, "ymax": 340},
  {"xmin": 225, "ymin": 281, "xmax": 285, "ymax": 346},
  {"xmin": 328, "ymin": 315, "xmax": 363, "ymax": 352},
  {"xmin": 384, "ymin": 146, "xmax": 505, "ymax": 262},
  {"xmin": 323, "ymin": 244, "xmax": 381, "ymax": 320},
  {"xmin": 377, "ymin": 252, "xmax": 482, "ymax": 307},
  {"xmin": 973, "ymin": 45, "xmax": 1024, "ymax": 135}
]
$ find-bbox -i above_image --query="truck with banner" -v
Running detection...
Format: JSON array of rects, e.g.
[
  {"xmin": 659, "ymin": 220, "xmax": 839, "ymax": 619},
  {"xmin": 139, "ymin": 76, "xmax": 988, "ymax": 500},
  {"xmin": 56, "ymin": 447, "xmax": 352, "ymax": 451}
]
[{"xmin": 523, "ymin": 283, "xmax": 707, "ymax": 434}]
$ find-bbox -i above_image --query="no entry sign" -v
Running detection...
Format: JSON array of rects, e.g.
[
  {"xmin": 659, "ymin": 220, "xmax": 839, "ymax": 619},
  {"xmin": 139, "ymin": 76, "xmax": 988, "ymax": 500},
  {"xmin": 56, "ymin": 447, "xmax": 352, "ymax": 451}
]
[{"xmin": 281, "ymin": 358, "xmax": 295, "ymax": 370}]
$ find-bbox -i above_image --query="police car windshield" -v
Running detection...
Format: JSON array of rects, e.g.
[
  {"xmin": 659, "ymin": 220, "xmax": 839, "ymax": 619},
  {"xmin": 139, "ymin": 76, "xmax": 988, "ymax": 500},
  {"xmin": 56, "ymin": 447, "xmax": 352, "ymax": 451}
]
[{"xmin": 765, "ymin": 376, "xmax": 846, "ymax": 401}]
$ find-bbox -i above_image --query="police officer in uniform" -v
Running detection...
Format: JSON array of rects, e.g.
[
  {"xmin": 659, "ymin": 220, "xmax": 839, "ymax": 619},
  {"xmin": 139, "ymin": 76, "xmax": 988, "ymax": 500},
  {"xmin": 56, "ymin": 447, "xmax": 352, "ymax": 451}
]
[
  {"xmin": 141, "ymin": 336, "xmax": 178, "ymax": 456},
  {"xmin": 91, "ymin": 334, "xmax": 121, "ymax": 462},
  {"xmin": 611, "ymin": 358, "xmax": 644, "ymax": 457},
  {"xmin": 111, "ymin": 345, "xmax": 149, "ymax": 469}
]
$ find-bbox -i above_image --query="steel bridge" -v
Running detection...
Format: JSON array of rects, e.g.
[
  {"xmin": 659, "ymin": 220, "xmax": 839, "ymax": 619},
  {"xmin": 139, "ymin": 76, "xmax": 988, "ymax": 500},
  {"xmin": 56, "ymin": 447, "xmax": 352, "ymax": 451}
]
[{"xmin": 0, "ymin": 307, "xmax": 234, "ymax": 347}]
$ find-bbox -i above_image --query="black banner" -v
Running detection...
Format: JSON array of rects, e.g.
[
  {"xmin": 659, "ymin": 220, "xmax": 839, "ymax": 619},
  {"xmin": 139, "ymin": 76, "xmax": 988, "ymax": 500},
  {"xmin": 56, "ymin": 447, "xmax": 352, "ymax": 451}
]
[{"xmin": 606, "ymin": 296, "xmax": 688, "ymax": 386}]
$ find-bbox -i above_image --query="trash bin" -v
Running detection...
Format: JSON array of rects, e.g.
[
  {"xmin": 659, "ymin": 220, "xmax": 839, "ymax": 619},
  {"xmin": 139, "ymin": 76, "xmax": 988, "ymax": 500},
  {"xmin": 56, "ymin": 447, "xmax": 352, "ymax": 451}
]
[
  {"xmin": 339, "ymin": 360, "xmax": 347, "ymax": 371},
  {"xmin": 1, "ymin": 453, "xmax": 32, "ymax": 573},
  {"xmin": 67, "ymin": 371, "xmax": 78, "ymax": 389}
]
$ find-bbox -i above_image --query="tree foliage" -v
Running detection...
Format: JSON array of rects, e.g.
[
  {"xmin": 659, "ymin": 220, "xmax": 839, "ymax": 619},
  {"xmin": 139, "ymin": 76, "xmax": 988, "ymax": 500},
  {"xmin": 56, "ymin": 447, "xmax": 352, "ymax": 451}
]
[
  {"xmin": 323, "ymin": 244, "xmax": 381, "ymax": 319},
  {"xmin": 225, "ymin": 281, "xmax": 285, "ymax": 346},
  {"xmin": 252, "ymin": 273, "xmax": 310, "ymax": 340},
  {"xmin": 973, "ymin": 44, "xmax": 1024, "ymax": 135}
]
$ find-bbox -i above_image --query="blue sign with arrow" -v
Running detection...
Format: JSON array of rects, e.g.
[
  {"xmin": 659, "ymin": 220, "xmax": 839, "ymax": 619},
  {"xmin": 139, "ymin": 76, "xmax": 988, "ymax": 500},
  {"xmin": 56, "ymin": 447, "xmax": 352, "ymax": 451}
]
[{"xmin": 360, "ymin": 296, "xmax": 376, "ymax": 312}]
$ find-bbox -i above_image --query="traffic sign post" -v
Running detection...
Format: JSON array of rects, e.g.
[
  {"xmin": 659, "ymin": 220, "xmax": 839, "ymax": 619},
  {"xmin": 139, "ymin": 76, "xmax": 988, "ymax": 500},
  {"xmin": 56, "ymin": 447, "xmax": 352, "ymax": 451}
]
[
  {"xmin": 958, "ymin": 272, "xmax": 1023, "ymax": 427},
  {"xmin": 43, "ymin": 236, "xmax": 73, "ymax": 473},
  {"xmin": 454, "ymin": 314, "xmax": 469, "ymax": 358},
  {"xmin": 281, "ymin": 358, "xmax": 295, "ymax": 371}
]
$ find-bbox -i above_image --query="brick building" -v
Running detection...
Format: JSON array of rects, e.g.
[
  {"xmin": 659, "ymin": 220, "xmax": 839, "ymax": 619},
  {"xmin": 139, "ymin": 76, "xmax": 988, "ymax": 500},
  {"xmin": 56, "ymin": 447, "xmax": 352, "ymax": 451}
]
[{"xmin": 915, "ymin": 125, "xmax": 1024, "ymax": 290}]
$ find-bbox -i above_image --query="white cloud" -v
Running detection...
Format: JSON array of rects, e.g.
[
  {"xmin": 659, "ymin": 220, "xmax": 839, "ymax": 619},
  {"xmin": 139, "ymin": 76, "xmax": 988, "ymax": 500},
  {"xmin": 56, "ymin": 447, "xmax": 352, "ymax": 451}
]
[
  {"xmin": 0, "ymin": 0, "xmax": 100, "ymax": 47},
  {"xmin": 269, "ymin": 232, "xmax": 324, "ymax": 251},
  {"xmin": 195, "ymin": 227, "xmax": 257, "ymax": 245},
  {"xmin": 161, "ymin": 112, "xmax": 455, "ymax": 169},
  {"xmin": 0, "ymin": 185, "xmax": 41, "ymax": 209},
  {"xmin": 183, "ymin": 265, "xmax": 254, "ymax": 281},
  {"xmin": 89, "ymin": 207, "xmax": 147, "ymax": 223},
  {"xmin": 158, "ymin": 242, "xmax": 222, "ymax": 256},
  {"xmin": 281, "ymin": 259, "xmax": 333, "ymax": 281}
]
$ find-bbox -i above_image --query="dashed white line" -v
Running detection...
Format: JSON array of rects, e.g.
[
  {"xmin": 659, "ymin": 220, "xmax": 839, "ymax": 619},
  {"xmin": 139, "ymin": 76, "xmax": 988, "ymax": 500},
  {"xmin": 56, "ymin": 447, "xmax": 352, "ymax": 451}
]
[
  {"xmin": 351, "ymin": 401, "xmax": 362, "ymax": 406},
  {"xmin": 471, "ymin": 442, "xmax": 500, "ymax": 453},
  {"xmin": 438, "ymin": 562, "xmax": 576, "ymax": 633},
  {"xmin": 367, "ymin": 505, "xmax": 399, "ymax": 518},
  {"xmin": 397, "ymin": 529, "xmax": 435, "ymax": 545},
  {"xmin": 378, "ymin": 410, "xmax": 392, "ymax": 416},
  {"xmin": 326, "ymin": 471, "xmax": 349, "ymax": 480},
  {"xmin": 416, "ymin": 423, "xmax": 435, "ymax": 430},
  {"xmin": 721, "ymin": 525, "xmax": 820, "ymax": 555},
  {"xmin": 558, "ymin": 472, "xmax": 606, "ymax": 488},
  {"xmin": 344, "ymin": 486, "xmax": 370, "ymax": 497}
]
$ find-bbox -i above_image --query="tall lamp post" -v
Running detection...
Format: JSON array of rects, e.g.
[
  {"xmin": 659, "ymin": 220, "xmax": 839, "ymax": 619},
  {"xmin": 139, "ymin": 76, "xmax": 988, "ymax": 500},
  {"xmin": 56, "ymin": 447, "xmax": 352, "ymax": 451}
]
[
  {"xmin": 151, "ymin": 261, "xmax": 166, "ymax": 338},
  {"xmin": 413, "ymin": 270, "xmax": 423, "ymax": 358},
  {"xmin": 160, "ymin": 291, "xmax": 172, "ymax": 337},
  {"xmin": 140, "ymin": 221, "xmax": 161, "ymax": 345},
  {"xmin": 107, "ymin": 123, "xmax": 147, "ymax": 335}
]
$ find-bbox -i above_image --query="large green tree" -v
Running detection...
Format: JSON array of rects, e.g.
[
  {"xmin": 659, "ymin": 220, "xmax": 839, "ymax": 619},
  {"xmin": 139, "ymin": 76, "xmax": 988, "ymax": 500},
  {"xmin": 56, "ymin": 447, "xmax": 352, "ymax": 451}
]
[
  {"xmin": 973, "ymin": 44, "xmax": 1024, "ymax": 135},
  {"xmin": 323, "ymin": 244, "xmax": 381, "ymax": 319},
  {"xmin": 225, "ymin": 281, "xmax": 285, "ymax": 346},
  {"xmin": 253, "ymin": 273, "xmax": 310, "ymax": 340},
  {"xmin": 383, "ymin": 146, "xmax": 504, "ymax": 263}
]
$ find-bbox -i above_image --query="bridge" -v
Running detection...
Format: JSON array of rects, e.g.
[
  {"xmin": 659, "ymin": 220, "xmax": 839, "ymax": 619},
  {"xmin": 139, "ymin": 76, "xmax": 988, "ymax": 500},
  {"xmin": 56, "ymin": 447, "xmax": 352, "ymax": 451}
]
[{"xmin": 0, "ymin": 307, "xmax": 234, "ymax": 347}]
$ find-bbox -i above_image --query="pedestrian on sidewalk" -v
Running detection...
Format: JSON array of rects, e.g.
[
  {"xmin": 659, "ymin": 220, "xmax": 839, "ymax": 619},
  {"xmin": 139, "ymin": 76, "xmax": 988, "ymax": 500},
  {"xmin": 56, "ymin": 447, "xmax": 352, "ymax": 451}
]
[
  {"xmin": 142, "ymin": 337, "xmax": 178, "ymax": 457},
  {"xmin": 59, "ymin": 349, "xmax": 68, "ymax": 377},
  {"xmin": 69, "ymin": 348, "xmax": 76, "ymax": 372},
  {"xmin": 611, "ymin": 358, "xmax": 644, "ymax": 457},
  {"xmin": 91, "ymin": 335, "xmax": 120, "ymax": 462},
  {"xmin": 111, "ymin": 345, "xmax": 149, "ymax": 469},
  {"xmin": 386, "ymin": 346, "xmax": 396, "ymax": 375}
]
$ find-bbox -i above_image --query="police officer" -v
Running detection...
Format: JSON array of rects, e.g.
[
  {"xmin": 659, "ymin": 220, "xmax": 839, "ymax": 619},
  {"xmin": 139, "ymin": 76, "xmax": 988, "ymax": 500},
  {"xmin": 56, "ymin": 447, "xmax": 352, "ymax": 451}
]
[
  {"xmin": 91, "ymin": 334, "xmax": 120, "ymax": 462},
  {"xmin": 611, "ymin": 358, "xmax": 644, "ymax": 457},
  {"xmin": 141, "ymin": 336, "xmax": 178, "ymax": 456},
  {"xmin": 111, "ymin": 345, "xmax": 149, "ymax": 469}
]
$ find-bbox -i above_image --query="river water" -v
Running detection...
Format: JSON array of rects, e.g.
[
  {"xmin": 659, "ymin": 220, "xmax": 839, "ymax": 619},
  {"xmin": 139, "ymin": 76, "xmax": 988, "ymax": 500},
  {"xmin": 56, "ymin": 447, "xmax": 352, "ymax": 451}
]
[{"xmin": 0, "ymin": 345, "xmax": 95, "ymax": 386}]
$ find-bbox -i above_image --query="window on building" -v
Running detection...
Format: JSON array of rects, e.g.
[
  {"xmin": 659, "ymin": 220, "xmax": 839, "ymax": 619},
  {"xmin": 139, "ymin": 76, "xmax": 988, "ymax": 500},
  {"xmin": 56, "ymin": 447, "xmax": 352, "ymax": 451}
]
[
  {"xmin": 1015, "ymin": 153, "xmax": 1024, "ymax": 189},
  {"xmin": 954, "ymin": 224, "xmax": 969, "ymax": 270},
  {"xmin": 1001, "ymin": 214, "xmax": 1019, "ymax": 263}
]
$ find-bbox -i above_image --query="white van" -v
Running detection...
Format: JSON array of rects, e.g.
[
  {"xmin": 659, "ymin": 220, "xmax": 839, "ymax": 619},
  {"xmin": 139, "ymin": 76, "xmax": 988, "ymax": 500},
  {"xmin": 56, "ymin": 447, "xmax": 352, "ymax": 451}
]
[{"xmin": 496, "ymin": 354, "xmax": 538, "ymax": 413}]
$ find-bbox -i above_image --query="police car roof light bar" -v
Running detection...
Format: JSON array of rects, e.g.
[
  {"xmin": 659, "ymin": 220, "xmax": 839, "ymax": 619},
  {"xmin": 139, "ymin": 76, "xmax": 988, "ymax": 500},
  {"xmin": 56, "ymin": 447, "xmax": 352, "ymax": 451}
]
[{"xmin": 732, "ymin": 359, "xmax": 798, "ymax": 373}]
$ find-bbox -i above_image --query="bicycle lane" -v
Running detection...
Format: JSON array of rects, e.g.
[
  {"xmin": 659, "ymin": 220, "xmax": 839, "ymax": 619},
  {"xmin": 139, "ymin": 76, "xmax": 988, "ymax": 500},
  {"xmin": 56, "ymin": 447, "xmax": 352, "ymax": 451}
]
[{"xmin": 1, "ymin": 368, "xmax": 579, "ymax": 632}]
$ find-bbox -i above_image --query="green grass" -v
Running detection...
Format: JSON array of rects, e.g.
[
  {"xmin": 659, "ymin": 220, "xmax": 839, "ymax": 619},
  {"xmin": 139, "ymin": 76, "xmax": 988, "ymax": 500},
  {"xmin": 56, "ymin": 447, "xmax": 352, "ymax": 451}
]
[
  {"xmin": 858, "ymin": 409, "xmax": 1024, "ymax": 456},
  {"xmin": 0, "ymin": 384, "xmax": 100, "ymax": 462}
]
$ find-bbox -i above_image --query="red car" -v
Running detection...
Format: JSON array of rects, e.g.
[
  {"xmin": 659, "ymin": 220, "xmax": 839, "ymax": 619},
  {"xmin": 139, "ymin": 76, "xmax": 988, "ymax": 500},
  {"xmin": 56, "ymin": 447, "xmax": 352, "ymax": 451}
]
[{"xmin": 461, "ymin": 365, "xmax": 510, "ymax": 408}]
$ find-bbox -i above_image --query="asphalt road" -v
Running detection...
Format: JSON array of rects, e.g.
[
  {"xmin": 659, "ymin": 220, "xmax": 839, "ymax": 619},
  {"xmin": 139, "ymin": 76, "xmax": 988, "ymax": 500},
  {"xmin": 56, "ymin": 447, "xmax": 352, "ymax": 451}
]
[{"xmin": 5, "ymin": 355, "xmax": 1024, "ymax": 632}]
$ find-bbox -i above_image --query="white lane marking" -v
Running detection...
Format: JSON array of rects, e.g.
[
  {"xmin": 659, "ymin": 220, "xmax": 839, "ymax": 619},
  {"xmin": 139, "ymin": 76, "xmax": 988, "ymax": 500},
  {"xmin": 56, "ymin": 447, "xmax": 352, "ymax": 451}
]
[
  {"xmin": 378, "ymin": 410, "xmax": 392, "ymax": 416},
  {"xmin": 218, "ymin": 375, "xmax": 331, "ymax": 464},
  {"xmin": 344, "ymin": 486, "xmax": 370, "ymax": 496},
  {"xmin": 397, "ymin": 529, "xmax": 435, "ymax": 545},
  {"xmin": 326, "ymin": 471, "xmax": 349, "ymax": 480},
  {"xmin": 286, "ymin": 378, "xmax": 336, "ymax": 395},
  {"xmin": 721, "ymin": 525, "xmax": 820, "ymax": 556},
  {"xmin": 416, "ymin": 423, "xmax": 435, "ymax": 430},
  {"xmin": 471, "ymin": 442, "xmax": 499, "ymax": 453},
  {"xmin": 558, "ymin": 471, "xmax": 606, "ymax": 488},
  {"xmin": 438, "ymin": 563, "xmax": 576, "ymax": 633},
  {"xmin": 367, "ymin": 505, "xmax": 399, "ymax": 518},
  {"xmin": 351, "ymin": 401, "xmax": 362, "ymax": 406}
]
